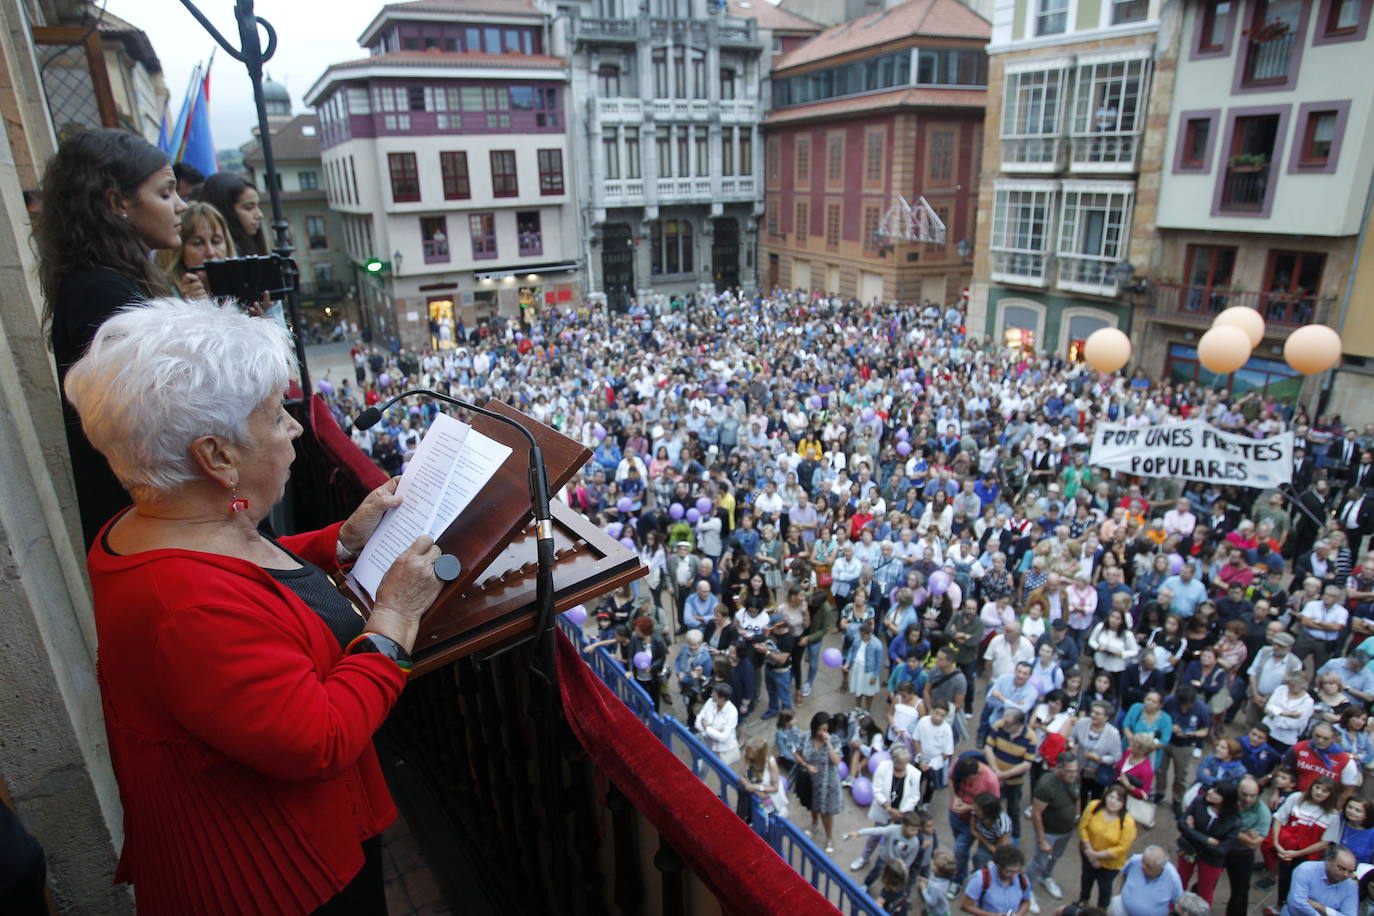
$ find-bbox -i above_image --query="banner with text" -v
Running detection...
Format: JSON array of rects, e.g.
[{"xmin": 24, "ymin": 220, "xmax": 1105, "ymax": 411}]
[{"xmin": 1089, "ymin": 419, "xmax": 1292, "ymax": 488}]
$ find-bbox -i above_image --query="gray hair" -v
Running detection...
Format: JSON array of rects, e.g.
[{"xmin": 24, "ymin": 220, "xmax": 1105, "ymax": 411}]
[{"xmin": 64, "ymin": 298, "xmax": 295, "ymax": 500}]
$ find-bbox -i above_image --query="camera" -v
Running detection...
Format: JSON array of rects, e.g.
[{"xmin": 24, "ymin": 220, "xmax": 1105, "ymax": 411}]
[{"xmin": 202, "ymin": 254, "xmax": 295, "ymax": 310}]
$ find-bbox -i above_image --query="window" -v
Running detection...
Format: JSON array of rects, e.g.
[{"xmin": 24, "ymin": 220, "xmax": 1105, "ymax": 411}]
[
  {"xmin": 483, "ymin": 88, "xmax": 510, "ymax": 129},
  {"xmin": 1070, "ymin": 57, "xmax": 1150, "ymax": 166},
  {"xmin": 827, "ymin": 134, "xmax": 844, "ymax": 183},
  {"xmin": 673, "ymin": 50, "xmax": 687, "ymax": 99},
  {"xmin": 795, "ymin": 201, "xmax": 809, "ymax": 242},
  {"xmin": 1112, "ymin": 0, "xmax": 1149, "ymax": 22},
  {"xmin": 1036, "ymin": 0, "xmax": 1068, "ymax": 35},
  {"xmin": 1198, "ymin": 0, "xmax": 1232, "ymax": 51},
  {"xmin": 865, "ymin": 131, "xmax": 884, "ymax": 184},
  {"xmin": 739, "ymin": 131, "xmax": 752, "ymax": 174},
  {"xmin": 677, "ymin": 133, "xmax": 689, "ymax": 179},
  {"xmin": 388, "ymin": 152, "xmax": 420, "ymax": 202},
  {"xmin": 1056, "ymin": 185, "xmax": 1133, "ymax": 293},
  {"xmin": 538, "ymin": 149, "xmax": 564, "ymax": 194},
  {"xmin": 604, "ymin": 133, "xmax": 621, "ymax": 179},
  {"xmin": 691, "ymin": 55, "xmax": 706, "ymax": 99},
  {"xmin": 533, "ymin": 87, "xmax": 559, "ymax": 128},
  {"xmin": 1221, "ymin": 113, "xmax": 1280, "ymax": 210},
  {"xmin": 653, "ymin": 54, "xmax": 668, "ymax": 98},
  {"xmin": 313, "ymin": 262, "xmax": 334, "ymax": 290},
  {"xmin": 298, "ymin": 170, "xmax": 318, "ymax": 191},
  {"xmin": 825, "ymin": 203, "xmax": 841, "ymax": 248},
  {"xmin": 917, "ymin": 49, "xmax": 989, "ymax": 86},
  {"xmin": 1183, "ymin": 244, "xmax": 1237, "ymax": 314},
  {"xmin": 695, "ymin": 130, "xmax": 708, "ymax": 177},
  {"xmin": 408, "ymin": 87, "xmax": 427, "ymax": 111},
  {"xmin": 1322, "ymin": 0, "xmax": 1363, "ymax": 35},
  {"xmin": 1002, "ymin": 68, "xmax": 1067, "ymax": 166},
  {"xmin": 305, "ymin": 215, "xmax": 327, "ymax": 250},
  {"xmin": 1262, "ymin": 250, "xmax": 1325, "ymax": 323},
  {"xmin": 929, "ymin": 129, "xmax": 954, "ymax": 183},
  {"xmin": 626, "ymin": 129, "xmax": 641, "ymax": 179},
  {"xmin": 723, "ymin": 133, "xmax": 735, "ymax": 176},
  {"xmin": 491, "ymin": 150, "xmax": 518, "ymax": 197},
  {"xmin": 599, "ymin": 65, "xmax": 621, "ymax": 97},
  {"xmin": 767, "ymin": 198, "xmax": 779, "ymax": 235},
  {"xmin": 773, "ymin": 50, "xmax": 915, "ymax": 108},
  {"xmin": 650, "ymin": 220, "xmax": 693, "ymax": 275},
  {"xmin": 796, "ymin": 137, "xmax": 810, "ymax": 183},
  {"xmin": 1299, "ymin": 109, "xmax": 1338, "ymax": 165},
  {"xmin": 1180, "ymin": 117, "xmax": 1212, "ymax": 169},
  {"xmin": 1242, "ymin": 0, "xmax": 1302, "ymax": 85},
  {"xmin": 517, "ymin": 211, "xmax": 542, "ymax": 256},
  {"xmin": 862, "ymin": 205, "xmax": 880, "ymax": 251},
  {"xmin": 469, "ymin": 213, "xmax": 497, "ymax": 259},
  {"xmin": 766, "ymin": 137, "xmax": 780, "ymax": 182},
  {"xmin": 421, "ymin": 216, "xmax": 449, "ymax": 263},
  {"xmin": 440, "ymin": 151, "xmax": 470, "ymax": 200},
  {"xmin": 720, "ymin": 69, "xmax": 736, "ymax": 100},
  {"xmin": 990, "ymin": 184, "xmax": 1055, "ymax": 283},
  {"xmin": 658, "ymin": 136, "xmax": 672, "ymax": 178}
]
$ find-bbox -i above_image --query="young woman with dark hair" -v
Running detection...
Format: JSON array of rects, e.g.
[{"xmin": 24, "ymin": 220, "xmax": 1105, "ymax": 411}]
[
  {"xmin": 37, "ymin": 127, "xmax": 186, "ymax": 545},
  {"xmin": 1177, "ymin": 780, "xmax": 1241, "ymax": 903},
  {"xmin": 198, "ymin": 171, "xmax": 268, "ymax": 256}
]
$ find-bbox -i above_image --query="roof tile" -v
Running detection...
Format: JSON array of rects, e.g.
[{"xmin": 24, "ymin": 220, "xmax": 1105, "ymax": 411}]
[{"xmin": 774, "ymin": 0, "xmax": 990, "ymax": 72}]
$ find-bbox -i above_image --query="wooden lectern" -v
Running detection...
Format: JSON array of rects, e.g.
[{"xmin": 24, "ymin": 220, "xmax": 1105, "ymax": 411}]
[{"xmin": 347, "ymin": 399, "xmax": 644, "ymax": 674}]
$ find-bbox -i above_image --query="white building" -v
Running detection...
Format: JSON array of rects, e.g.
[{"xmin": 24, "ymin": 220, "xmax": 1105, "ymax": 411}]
[{"xmin": 306, "ymin": 0, "xmax": 580, "ymax": 349}]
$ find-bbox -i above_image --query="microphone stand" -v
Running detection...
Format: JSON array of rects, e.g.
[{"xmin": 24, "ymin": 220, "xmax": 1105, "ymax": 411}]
[{"xmin": 356, "ymin": 389, "xmax": 558, "ymax": 664}]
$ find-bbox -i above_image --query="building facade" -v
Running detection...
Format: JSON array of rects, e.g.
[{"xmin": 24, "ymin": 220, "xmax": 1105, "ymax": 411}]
[
  {"xmin": 560, "ymin": 0, "xmax": 815, "ymax": 308},
  {"xmin": 760, "ymin": 0, "xmax": 990, "ymax": 306},
  {"xmin": 307, "ymin": 0, "xmax": 580, "ymax": 349},
  {"xmin": 243, "ymin": 113, "xmax": 354, "ymax": 335},
  {"xmin": 1136, "ymin": 0, "xmax": 1374, "ymax": 406},
  {"xmin": 967, "ymin": 0, "xmax": 1177, "ymax": 358}
]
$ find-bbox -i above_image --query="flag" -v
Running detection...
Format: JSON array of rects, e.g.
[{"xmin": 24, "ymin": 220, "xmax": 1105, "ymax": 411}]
[
  {"xmin": 177, "ymin": 64, "xmax": 218, "ymax": 178},
  {"xmin": 165, "ymin": 63, "xmax": 199, "ymax": 159},
  {"xmin": 157, "ymin": 95, "xmax": 171, "ymax": 154}
]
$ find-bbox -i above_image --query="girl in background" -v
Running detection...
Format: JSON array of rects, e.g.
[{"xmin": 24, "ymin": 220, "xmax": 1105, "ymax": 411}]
[{"xmin": 155, "ymin": 201, "xmax": 236, "ymax": 298}]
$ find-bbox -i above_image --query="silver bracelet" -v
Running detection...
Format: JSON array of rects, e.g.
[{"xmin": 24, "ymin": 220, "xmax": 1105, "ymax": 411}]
[{"xmin": 336, "ymin": 537, "xmax": 359, "ymax": 564}]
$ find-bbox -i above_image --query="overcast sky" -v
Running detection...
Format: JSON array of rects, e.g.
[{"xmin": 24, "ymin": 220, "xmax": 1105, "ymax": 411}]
[{"xmin": 105, "ymin": 0, "xmax": 376, "ymax": 151}]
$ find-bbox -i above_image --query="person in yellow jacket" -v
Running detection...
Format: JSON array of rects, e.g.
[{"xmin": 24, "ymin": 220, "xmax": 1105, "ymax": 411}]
[
  {"xmin": 1077, "ymin": 783, "xmax": 1137, "ymax": 908},
  {"xmin": 797, "ymin": 434, "xmax": 824, "ymax": 463}
]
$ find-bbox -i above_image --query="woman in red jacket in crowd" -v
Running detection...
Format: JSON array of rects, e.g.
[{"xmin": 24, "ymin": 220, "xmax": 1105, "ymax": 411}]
[{"xmin": 64, "ymin": 298, "xmax": 443, "ymax": 915}]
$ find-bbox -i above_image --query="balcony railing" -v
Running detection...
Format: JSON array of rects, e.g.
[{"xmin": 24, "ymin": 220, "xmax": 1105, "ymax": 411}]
[
  {"xmin": 518, "ymin": 232, "xmax": 543, "ymax": 257},
  {"xmin": 422, "ymin": 238, "xmax": 450, "ymax": 264},
  {"xmin": 1220, "ymin": 164, "xmax": 1269, "ymax": 210},
  {"xmin": 1001, "ymin": 137, "xmax": 1064, "ymax": 170},
  {"xmin": 1243, "ymin": 31, "xmax": 1297, "ymax": 83},
  {"xmin": 1151, "ymin": 282, "xmax": 1336, "ymax": 328},
  {"xmin": 1069, "ymin": 134, "xmax": 1139, "ymax": 169},
  {"xmin": 574, "ymin": 15, "xmax": 639, "ymax": 39},
  {"xmin": 1056, "ymin": 255, "xmax": 1120, "ymax": 296},
  {"xmin": 602, "ymin": 179, "xmax": 645, "ymax": 204},
  {"xmin": 990, "ymin": 249, "xmax": 1050, "ymax": 286},
  {"xmin": 595, "ymin": 97, "xmax": 643, "ymax": 120}
]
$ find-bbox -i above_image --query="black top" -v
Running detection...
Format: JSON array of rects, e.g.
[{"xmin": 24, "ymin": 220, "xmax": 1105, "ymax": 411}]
[
  {"xmin": 51, "ymin": 268, "xmax": 147, "ymax": 548},
  {"xmin": 264, "ymin": 543, "xmax": 366, "ymax": 650}
]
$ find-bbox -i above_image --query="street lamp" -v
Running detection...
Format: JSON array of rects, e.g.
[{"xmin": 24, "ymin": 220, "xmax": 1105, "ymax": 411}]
[
  {"xmin": 393, "ymin": 250, "xmax": 404, "ymax": 275},
  {"xmin": 956, "ymin": 238, "xmax": 973, "ymax": 264},
  {"xmin": 1115, "ymin": 260, "xmax": 1148, "ymax": 296}
]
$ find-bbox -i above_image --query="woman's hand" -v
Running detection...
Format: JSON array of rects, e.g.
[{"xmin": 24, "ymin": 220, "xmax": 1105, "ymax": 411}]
[
  {"xmin": 178, "ymin": 270, "xmax": 209, "ymax": 299},
  {"xmin": 340, "ymin": 477, "xmax": 403, "ymax": 554},
  {"xmin": 371, "ymin": 533, "xmax": 443, "ymax": 625}
]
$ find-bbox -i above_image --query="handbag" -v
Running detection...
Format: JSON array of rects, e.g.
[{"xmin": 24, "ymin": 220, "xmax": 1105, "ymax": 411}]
[
  {"xmin": 1126, "ymin": 794, "xmax": 1157, "ymax": 829},
  {"xmin": 1207, "ymin": 688, "xmax": 1231, "ymax": 716}
]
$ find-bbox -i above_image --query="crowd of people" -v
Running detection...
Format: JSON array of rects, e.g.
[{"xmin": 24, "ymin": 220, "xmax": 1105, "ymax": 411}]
[{"xmin": 320, "ymin": 290, "xmax": 1374, "ymax": 916}]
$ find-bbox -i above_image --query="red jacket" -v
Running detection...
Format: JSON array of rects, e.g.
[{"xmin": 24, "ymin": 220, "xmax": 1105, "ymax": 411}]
[{"xmin": 90, "ymin": 519, "xmax": 406, "ymax": 915}]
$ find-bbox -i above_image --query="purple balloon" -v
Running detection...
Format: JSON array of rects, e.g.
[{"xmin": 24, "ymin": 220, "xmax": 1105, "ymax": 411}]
[
  {"xmin": 897, "ymin": 441, "xmax": 913, "ymax": 456},
  {"xmin": 633, "ymin": 650, "xmax": 652, "ymax": 671},
  {"xmin": 686, "ymin": 508, "xmax": 701, "ymax": 524},
  {"xmin": 716, "ymin": 382, "xmax": 728, "ymax": 395},
  {"xmin": 317, "ymin": 378, "xmax": 334, "ymax": 395},
  {"xmin": 861, "ymin": 407, "xmax": 875, "ymax": 422},
  {"xmin": 807, "ymin": 395, "xmax": 822, "ymax": 409},
  {"xmin": 617, "ymin": 497, "xmax": 634, "ymax": 513},
  {"xmin": 867, "ymin": 750, "xmax": 891, "ymax": 775},
  {"xmin": 606, "ymin": 522, "xmax": 623, "ymax": 539},
  {"xmin": 1168, "ymin": 553, "xmax": 1184, "ymax": 574},
  {"xmin": 619, "ymin": 536, "xmax": 636, "ymax": 549},
  {"xmin": 837, "ymin": 761, "xmax": 849, "ymax": 781},
  {"xmin": 400, "ymin": 462, "xmax": 409, "ymax": 473},
  {"xmin": 929, "ymin": 570, "xmax": 951, "ymax": 595},
  {"xmin": 378, "ymin": 373, "xmax": 391, "ymax": 389},
  {"xmin": 408, "ymin": 405, "xmax": 421, "ymax": 415},
  {"xmin": 564, "ymin": 605, "xmax": 587, "ymax": 626},
  {"xmin": 593, "ymin": 425, "xmax": 607, "ymax": 440},
  {"xmin": 851, "ymin": 776, "xmax": 874, "ymax": 807},
  {"xmin": 822, "ymin": 647, "xmax": 843, "ymax": 668},
  {"xmin": 669, "ymin": 502, "xmax": 685, "ymax": 520},
  {"xmin": 696, "ymin": 497, "xmax": 713, "ymax": 514},
  {"xmin": 896, "ymin": 428, "xmax": 910, "ymax": 441}
]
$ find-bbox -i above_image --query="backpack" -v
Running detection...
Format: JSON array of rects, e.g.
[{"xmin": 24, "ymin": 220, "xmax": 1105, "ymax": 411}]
[{"xmin": 976, "ymin": 866, "xmax": 1029, "ymax": 911}]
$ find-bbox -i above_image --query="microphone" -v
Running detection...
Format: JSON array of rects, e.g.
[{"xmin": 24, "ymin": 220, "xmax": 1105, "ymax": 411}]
[{"xmin": 355, "ymin": 389, "xmax": 557, "ymax": 658}]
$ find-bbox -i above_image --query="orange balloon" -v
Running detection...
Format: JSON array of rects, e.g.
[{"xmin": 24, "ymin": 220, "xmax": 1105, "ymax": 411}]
[
  {"xmin": 1212, "ymin": 306, "xmax": 1266, "ymax": 347},
  {"xmin": 1197, "ymin": 324, "xmax": 1252, "ymax": 375},
  {"xmin": 1284, "ymin": 324, "xmax": 1342, "ymax": 375},
  {"xmin": 1082, "ymin": 327, "xmax": 1132, "ymax": 374}
]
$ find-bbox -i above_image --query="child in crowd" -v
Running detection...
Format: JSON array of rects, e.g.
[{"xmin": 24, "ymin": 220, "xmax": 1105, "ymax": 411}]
[
  {"xmin": 878, "ymin": 861, "xmax": 909, "ymax": 916},
  {"xmin": 774, "ymin": 709, "xmax": 803, "ymax": 780},
  {"xmin": 920, "ymin": 850, "xmax": 956, "ymax": 916}
]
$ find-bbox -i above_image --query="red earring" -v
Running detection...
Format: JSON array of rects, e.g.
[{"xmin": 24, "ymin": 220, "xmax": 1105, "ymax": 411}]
[{"xmin": 229, "ymin": 483, "xmax": 249, "ymax": 513}]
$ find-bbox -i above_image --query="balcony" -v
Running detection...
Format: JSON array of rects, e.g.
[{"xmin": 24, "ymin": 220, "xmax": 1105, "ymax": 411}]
[
  {"xmin": 1001, "ymin": 137, "xmax": 1064, "ymax": 172},
  {"xmin": 718, "ymin": 100, "xmax": 755, "ymax": 122},
  {"xmin": 655, "ymin": 177, "xmax": 713, "ymax": 200},
  {"xmin": 601, "ymin": 179, "xmax": 646, "ymax": 205},
  {"xmin": 1069, "ymin": 134, "xmax": 1140, "ymax": 171},
  {"xmin": 594, "ymin": 97, "xmax": 642, "ymax": 121},
  {"xmin": 1056, "ymin": 255, "xmax": 1120, "ymax": 296},
  {"xmin": 422, "ymin": 238, "xmax": 450, "ymax": 264},
  {"xmin": 990, "ymin": 249, "xmax": 1050, "ymax": 287},
  {"xmin": 718, "ymin": 19, "xmax": 758, "ymax": 44},
  {"xmin": 1150, "ymin": 282, "xmax": 1336, "ymax": 327},
  {"xmin": 574, "ymin": 15, "xmax": 758, "ymax": 47},
  {"xmin": 719, "ymin": 176, "xmax": 756, "ymax": 199},
  {"xmin": 649, "ymin": 18, "xmax": 712, "ymax": 41},
  {"xmin": 573, "ymin": 15, "xmax": 639, "ymax": 40},
  {"xmin": 1220, "ymin": 163, "xmax": 1269, "ymax": 211},
  {"xmin": 1242, "ymin": 31, "xmax": 1297, "ymax": 84},
  {"xmin": 518, "ymin": 232, "xmax": 543, "ymax": 257},
  {"xmin": 648, "ymin": 99, "xmax": 711, "ymax": 121}
]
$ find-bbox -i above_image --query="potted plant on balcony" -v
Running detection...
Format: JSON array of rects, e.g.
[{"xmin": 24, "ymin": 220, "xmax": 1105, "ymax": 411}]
[
  {"xmin": 1246, "ymin": 19, "xmax": 1292, "ymax": 41},
  {"xmin": 1228, "ymin": 153, "xmax": 1268, "ymax": 172}
]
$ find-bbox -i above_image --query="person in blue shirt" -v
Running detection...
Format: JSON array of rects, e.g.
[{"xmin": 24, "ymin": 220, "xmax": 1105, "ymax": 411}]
[
  {"xmin": 1239, "ymin": 723, "xmax": 1284, "ymax": 780},
  {"xmin": 1196, "ymin": 737, "xmax": 1249, "ymax": 788},
  {"xmin": 593, "ymin": 437, "xmax": 622, "ymax": 475},
  {"xmin": 1319, "ymin": 651, "xmax": 1374, "ymax": 706},
  {"xmin": 961, "ymin": 845, "xmax": 1031, "ymax": 916},
  {"xmin": 886, "ymin": 654, "xmax": 927, "ymax": 696},
  {"xmin": 1160, "ymin": 563, "xmax": 1209, "ymax": 617},
  {"xmin": 727, "ymin": 513, "xmax": 760, "ymax": 558},
  {"xmin": 1113, "ymin": 847, "xmax": 1184, "ymax": 916},
  {"xmin": 1281, "ymin": 844, "xmax": 1358, "ymax": 916}
]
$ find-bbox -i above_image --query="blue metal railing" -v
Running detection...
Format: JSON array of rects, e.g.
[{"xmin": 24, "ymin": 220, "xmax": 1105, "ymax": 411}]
[{"xmin": 560, "ymin": 619, "xmax": 883, "ymax": 915}]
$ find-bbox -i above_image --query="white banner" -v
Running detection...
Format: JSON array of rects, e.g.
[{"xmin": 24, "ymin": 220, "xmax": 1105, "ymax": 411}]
[{"xmin": 1089, "ymin": 419, "xmax": 1292, "ymax": 488}]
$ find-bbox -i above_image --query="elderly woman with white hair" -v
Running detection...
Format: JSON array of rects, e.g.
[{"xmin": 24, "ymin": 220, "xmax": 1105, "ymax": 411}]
[{"xmin": 64, "ymin": 299, "xmax": 443, "ymax": 915}]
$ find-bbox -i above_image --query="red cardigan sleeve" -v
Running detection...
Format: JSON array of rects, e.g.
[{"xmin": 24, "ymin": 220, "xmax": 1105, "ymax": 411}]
[
  {"xmin": 278, "ymin": 522, "xmax": 345, "ymax": 572},
  {"xmin": 153, "ymin": 599, "xmax": 406, "ymax": 784}
]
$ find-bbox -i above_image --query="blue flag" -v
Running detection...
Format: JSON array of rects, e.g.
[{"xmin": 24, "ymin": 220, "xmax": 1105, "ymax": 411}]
[{"xmin": 178, "ymin": 68, "xmax": 217, "ymax": 178}]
